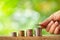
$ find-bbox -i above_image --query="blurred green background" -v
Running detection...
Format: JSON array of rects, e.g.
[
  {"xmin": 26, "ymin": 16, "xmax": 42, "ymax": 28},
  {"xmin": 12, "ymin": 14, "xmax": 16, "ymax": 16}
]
[{"xmin": 0, "ymin": 0, "xmax": 60, "ymax": 36}]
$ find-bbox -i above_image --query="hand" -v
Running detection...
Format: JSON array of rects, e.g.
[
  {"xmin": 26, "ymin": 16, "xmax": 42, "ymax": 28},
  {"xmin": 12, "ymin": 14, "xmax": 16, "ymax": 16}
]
[{"xmin": 40, "ymin": 10, "xmax": 60, "ymax": 34}]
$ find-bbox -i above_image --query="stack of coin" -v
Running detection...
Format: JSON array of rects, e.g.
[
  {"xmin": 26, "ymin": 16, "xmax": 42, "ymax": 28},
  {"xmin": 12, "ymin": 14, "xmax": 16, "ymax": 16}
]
[
  {"xmin": 12, "ymin": 27, "xmax": 42, "ymax": 37},
  {"xmin": 35, "ymin": 27, "xmax": 42, "ymax": 36},
  {"xmin": 12, "ymin": 32, "xmax": 17, "ymax": 37},
  {"xmin": 26, "ymin": 29, "xmax": 33, "ymax": 36},
  {"xmin": 18, "ymin": 30, "xmax": 25, "ymax": 36}
]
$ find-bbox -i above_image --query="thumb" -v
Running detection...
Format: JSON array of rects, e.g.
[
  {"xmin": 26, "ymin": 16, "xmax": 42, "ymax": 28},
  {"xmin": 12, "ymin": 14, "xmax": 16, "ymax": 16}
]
[{"xmin": 40, "ymin": 16, "xmax": 53, "ymax": 28}]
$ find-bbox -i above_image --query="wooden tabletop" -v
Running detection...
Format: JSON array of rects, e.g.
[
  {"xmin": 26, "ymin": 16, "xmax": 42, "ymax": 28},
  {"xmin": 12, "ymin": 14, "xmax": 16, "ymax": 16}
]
[{"xmin": 0, "ymin": 35, "xmax": 60, "ymax": 40}]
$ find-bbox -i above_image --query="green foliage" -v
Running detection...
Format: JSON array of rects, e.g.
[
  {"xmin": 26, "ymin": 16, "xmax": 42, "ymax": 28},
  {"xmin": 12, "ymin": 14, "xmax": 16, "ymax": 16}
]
[{"xmin": 0, "ymin": 0, "xmax": 60, "ymax": 36}]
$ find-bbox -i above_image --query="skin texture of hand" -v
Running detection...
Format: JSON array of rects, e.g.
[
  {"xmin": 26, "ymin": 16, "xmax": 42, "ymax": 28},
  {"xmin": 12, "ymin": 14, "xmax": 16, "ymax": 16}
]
[{"xmin": 40, "ymin": 10, "xmax": 60, "ymax": 34}]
